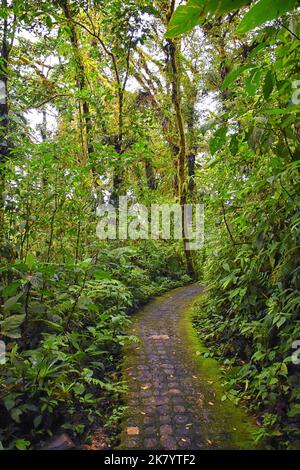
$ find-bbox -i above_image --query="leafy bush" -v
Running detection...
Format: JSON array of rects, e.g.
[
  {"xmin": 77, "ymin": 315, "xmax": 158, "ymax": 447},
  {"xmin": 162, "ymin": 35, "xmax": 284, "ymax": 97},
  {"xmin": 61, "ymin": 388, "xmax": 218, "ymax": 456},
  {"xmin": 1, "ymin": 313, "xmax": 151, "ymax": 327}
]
[
  {"xmin": 0, "ymin": 244, "xmax": 188, "ymax": 449},
  {"xmin": 193, "ymin": 154, "xmax": 300, "ymax": 449}
]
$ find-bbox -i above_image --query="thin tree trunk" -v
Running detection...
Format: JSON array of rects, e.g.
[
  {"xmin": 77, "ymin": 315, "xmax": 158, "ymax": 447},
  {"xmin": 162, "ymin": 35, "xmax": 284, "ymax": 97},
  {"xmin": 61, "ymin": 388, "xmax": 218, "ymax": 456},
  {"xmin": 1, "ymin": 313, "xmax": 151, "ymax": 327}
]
[
  {"xmin": 110, "ymin": 79, "xmax": 125, "ymax": 205},
  {"xmin": 145, "ymin": 159, "xmax": 156, "ymax": 190},
  {"xmin": 0, "ymin": 0, "xmax": 10, "ymax": 259}
]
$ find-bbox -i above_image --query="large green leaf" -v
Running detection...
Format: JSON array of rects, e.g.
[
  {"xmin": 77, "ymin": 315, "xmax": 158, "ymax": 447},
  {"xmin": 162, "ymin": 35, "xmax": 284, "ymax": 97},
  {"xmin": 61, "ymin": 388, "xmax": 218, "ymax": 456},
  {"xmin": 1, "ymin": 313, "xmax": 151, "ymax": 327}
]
[
  {"xmin": 166, "ymin": 0, "xmax": 250, "ymax": 37},
  {"xmin": 205, "ymin": 0, "xmax": 250, "ymax": 15},
  {"xmin": 263, "ymin": 70, "xmax": 274, "ymax": 99},
  {"xmin": 165, "ymin": 1, "xmax": 206, "ymax": 38},
  {"xmin": 221, "ymin": 63, "xmax": 254, "ymax": 89},
  {"xmin": 0, "ymin": 314, "xmax": 26, "ymax": 338},
  {"xmin": 209, "ymin": 125, "xmax": 228, "ymax": 154},
  {"xmin": 237, "ymin": 0, "xmax": 298, "ymax": 34},
  {"xmin": 3, "ymin": 293, "xmax": 23, "ymax": 311},
  {"xmin": 245, "ymin": 68, "xmax": 261, "ymax": 96},
  {"xmin": 25, "ymin": 253, "xmax": 36, "ymax": 270}
]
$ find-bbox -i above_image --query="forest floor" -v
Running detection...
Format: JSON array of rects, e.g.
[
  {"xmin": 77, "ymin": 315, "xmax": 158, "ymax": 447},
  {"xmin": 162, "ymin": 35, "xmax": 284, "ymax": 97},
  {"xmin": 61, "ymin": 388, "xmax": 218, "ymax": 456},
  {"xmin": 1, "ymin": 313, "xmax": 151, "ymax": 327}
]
[{"xmin": 120, "ymin": 284, "xmax": 261, "ymax": 450}]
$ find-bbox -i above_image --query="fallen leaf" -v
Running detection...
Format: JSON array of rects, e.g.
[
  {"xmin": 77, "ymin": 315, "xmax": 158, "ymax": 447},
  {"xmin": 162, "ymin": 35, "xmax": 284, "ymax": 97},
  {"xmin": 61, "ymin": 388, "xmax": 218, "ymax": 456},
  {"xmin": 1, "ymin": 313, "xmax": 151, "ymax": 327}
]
[
  {"xmin": 149, "ymin": 335, "xmax": 170, "ymax": 340},
  {"xmin": 126, "ymin": 427, "xmax": 139, "ymax": 436}
]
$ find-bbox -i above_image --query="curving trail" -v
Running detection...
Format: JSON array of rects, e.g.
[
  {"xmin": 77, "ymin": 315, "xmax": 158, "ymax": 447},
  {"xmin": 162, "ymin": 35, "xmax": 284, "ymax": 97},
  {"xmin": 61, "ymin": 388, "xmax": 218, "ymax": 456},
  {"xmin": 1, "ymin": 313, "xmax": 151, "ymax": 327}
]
[{"xmin": 121, "ymin": 284, "xmax": 256, "ymax": 450}]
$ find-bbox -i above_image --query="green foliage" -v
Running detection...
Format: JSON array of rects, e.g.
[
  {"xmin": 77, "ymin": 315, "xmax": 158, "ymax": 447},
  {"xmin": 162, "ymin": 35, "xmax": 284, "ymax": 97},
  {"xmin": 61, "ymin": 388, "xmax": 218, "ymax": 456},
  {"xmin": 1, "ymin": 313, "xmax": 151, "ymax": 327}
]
[
  {"xmin": 166, "ymin": 0, "xmax": 250, "ymax": 37},
  {"xmin": 0, "ymin": 246, "xmax": 188, "ymax": 449},
  {"xmin": 0, "ymin": 313, "xmax": 25, "ymax": 338},
  {"xmin": 166, "ymin": 0, "xmax": 299, "ymax": 38},
  {"xmin": 1, "ymin": 0, "xmax": 299, "ymax": 452},
  {"xmin": 165, "ymin": 1, "xmax": 205, "ymax": 38},
  {"xmin": 237, "ymin": 0, "xmax": 298, "ymax": 34}
]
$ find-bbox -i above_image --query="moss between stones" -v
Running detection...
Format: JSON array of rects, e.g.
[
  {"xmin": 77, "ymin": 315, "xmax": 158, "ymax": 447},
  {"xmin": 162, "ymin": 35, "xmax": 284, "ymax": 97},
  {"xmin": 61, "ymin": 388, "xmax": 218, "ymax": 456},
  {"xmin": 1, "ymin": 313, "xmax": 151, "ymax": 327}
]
[{"xmin": 178, "ymin": 288, "xmax": 263, "ymax": 450}]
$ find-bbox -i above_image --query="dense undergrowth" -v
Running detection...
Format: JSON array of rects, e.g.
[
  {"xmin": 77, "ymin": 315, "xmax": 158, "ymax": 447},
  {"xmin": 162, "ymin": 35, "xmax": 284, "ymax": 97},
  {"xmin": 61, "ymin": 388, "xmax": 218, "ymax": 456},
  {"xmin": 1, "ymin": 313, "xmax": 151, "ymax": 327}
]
[
  {"xmin": 0, "ymin": 243, "xmax": 189, "ymax": 449},
  {"xmin": 194, "ymin": 227, "xmax": 300, "ymax": 449},
  {"xmin": 166, "ymin": 1, "xmax": 300, "ymax": 451}
]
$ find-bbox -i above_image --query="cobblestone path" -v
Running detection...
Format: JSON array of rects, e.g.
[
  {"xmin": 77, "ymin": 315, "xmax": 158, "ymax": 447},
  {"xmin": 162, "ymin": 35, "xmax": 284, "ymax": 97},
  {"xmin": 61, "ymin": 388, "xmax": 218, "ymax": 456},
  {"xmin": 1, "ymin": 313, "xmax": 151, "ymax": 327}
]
[{"xmin": 121, "ymin": 284, "xmax": 256, "ymax": 450}]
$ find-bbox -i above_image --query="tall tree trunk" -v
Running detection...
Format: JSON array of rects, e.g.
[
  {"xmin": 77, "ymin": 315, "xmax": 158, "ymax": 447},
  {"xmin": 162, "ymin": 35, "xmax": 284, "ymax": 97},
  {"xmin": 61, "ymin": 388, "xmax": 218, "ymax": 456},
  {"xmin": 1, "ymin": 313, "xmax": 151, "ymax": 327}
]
[
  {"xmin": 0, "ymin": 0, "xmax": 10, "ymax": 259},
  {"xmin": 60, "ymin": 0, "xmax": 93, "ymax": 165},
  {"xmin": 110, "ymin": 79, "xmax": 125, "ymax": 205},
  {"xmin": 166, "ymin": 3, "xmax": 195, "ymax": 278},
  {"xmin": 170, "ymin": 45, "xmax": 195, "ymax": 278}
]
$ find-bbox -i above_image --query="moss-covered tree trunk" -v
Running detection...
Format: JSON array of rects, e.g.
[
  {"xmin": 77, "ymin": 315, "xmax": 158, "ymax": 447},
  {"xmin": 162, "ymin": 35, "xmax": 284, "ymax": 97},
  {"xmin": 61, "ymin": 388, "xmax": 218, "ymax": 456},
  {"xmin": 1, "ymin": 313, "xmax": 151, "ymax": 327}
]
[
  {"xmin": 165, "ymin": 1, "xmax": 195, "ymax": 279},
  {"xmin": 60, "ymin": 0, "xmax": 93, "ymax": 165}
]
